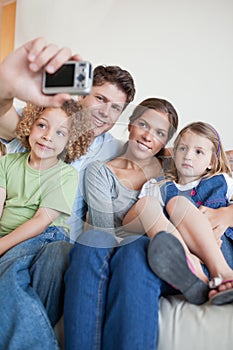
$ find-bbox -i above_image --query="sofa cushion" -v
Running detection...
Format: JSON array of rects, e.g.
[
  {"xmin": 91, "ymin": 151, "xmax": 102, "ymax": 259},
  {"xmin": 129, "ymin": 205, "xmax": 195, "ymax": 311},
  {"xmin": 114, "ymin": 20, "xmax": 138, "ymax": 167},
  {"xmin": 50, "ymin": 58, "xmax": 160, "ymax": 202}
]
[{"xmin": 158, "ymin": 295, "xmax": 233, "ymax": 350}]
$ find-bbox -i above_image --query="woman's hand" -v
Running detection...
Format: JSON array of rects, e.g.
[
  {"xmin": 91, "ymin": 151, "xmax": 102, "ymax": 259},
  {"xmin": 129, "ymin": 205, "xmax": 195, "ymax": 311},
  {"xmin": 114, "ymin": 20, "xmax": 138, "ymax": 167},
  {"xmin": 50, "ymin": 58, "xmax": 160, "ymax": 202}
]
[{"xmin": 199, "ymin": 205, "xmax": 232, "ymax": 241}]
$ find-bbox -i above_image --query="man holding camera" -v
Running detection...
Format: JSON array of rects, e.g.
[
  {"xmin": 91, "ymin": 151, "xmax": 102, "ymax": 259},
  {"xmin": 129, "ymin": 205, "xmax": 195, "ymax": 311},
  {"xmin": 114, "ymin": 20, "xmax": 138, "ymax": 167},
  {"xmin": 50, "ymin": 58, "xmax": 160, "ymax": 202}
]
[{"xmin": 0, "ymin": 37, "xmax": 135, "ymax": 349}]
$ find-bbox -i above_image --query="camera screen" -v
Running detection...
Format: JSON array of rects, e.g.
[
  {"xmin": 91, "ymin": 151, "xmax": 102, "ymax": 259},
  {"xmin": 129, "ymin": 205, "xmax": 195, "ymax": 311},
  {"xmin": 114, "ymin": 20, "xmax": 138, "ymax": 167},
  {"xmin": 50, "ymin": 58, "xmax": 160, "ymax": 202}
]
[{"xmin": 45, "ymin": 64, "xmax": 75, "ymax": 87}]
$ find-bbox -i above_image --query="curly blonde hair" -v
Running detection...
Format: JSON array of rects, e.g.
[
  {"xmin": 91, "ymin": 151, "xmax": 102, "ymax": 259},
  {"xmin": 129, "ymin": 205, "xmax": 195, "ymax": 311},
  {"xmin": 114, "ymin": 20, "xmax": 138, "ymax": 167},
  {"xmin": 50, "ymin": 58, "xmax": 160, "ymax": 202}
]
[{"xmin": 15, "ymin": 99, "xmax": 94, "ymax": 163}]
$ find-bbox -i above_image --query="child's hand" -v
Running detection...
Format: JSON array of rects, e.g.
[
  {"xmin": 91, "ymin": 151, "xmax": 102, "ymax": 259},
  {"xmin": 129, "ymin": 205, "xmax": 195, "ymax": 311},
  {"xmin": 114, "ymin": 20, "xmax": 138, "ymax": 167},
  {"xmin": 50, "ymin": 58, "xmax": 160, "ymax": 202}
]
[{"xmin": 0, "ymin": 37, "xmax": 82, "ymax": 107}]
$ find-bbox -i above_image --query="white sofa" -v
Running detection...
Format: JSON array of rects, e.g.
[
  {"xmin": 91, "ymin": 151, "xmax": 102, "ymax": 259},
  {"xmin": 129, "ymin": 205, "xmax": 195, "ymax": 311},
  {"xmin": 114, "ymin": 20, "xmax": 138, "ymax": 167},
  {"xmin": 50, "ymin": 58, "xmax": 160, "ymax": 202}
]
[
  {"xmin": 158, "ymin": 295, "xmax": 233, "ymax": 350},
  {"xmin": 55, "ymin": 295, "xmax": 233, "ymax": 349}
]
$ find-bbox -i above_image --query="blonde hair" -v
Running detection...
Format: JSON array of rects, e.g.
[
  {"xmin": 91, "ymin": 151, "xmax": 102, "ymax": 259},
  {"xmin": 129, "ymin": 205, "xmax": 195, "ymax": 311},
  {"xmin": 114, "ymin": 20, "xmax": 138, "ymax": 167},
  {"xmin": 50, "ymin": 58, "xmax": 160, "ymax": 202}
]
[
  {"xmin": 166, "ymin": 121, "xmax": 232, "ymax": 182},
  {"xmin": 15, "ymin": 99, "xmax": 94, "ymax": 163}
]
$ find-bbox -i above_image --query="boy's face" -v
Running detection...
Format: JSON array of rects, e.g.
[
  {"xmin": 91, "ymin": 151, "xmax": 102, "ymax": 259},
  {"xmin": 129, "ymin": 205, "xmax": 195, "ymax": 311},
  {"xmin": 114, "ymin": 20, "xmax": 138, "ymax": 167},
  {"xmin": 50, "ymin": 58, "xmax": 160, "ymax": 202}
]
[
  {"xmin": 29, "ymin": 108, "xmax": 70, "ymax": 163},
  {"xmin": 79, "ymin": 82, "xmax": 127, "ymax": 137}
]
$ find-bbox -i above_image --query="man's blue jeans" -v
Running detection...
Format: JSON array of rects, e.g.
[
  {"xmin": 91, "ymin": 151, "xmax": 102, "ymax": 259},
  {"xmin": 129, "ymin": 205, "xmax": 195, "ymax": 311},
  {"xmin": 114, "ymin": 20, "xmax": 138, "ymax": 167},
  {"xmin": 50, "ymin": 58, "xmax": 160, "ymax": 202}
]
[
  {"xmin": 64, "ymin": 230, "xmax": 171, "ymax": 350},
  {"xmin": 0, "ymin": 227, "xmax": 72, "ymax": 350}
]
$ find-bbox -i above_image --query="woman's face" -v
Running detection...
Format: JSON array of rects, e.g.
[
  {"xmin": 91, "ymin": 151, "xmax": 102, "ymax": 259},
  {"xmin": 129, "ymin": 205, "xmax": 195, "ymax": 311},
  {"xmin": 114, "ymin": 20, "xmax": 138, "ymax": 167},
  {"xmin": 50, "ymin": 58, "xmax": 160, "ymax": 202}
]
[{"xmin": 127, "ymin": 109, "xmax": 170, "ymax": 159}]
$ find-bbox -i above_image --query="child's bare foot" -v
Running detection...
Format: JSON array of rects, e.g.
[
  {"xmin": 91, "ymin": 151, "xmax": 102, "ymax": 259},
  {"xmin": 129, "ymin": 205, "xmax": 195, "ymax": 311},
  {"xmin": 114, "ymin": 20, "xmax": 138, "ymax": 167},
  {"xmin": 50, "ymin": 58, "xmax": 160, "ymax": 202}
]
[{"xmin": 208, "ymin": 273, "xmax": 233, "ymax": 305}]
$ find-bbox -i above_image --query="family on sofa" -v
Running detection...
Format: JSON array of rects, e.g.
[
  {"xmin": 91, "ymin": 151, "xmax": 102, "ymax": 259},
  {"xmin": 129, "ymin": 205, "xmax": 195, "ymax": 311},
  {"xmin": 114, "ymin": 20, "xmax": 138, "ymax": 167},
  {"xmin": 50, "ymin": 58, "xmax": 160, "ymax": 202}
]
[{"xmin": 0, "ymin": 37, "xmax": 233, "ymax": 350}]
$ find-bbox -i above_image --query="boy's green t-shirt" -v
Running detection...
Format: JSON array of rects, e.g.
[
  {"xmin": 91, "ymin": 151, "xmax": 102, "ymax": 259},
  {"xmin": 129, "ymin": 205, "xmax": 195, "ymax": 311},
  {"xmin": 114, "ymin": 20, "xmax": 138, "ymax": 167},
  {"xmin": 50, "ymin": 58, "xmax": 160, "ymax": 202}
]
[{"xmin": 0, "ymin": 152, "xmax": 78, "ymax": 237}]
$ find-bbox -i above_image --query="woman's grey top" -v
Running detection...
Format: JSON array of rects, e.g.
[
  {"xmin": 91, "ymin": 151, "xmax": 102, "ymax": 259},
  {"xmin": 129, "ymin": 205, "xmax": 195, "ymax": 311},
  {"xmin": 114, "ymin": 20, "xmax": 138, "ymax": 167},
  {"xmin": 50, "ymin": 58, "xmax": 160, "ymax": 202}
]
[{"xmin": 84, "ymin": 160, "xmax": 140, "ymax": 240}]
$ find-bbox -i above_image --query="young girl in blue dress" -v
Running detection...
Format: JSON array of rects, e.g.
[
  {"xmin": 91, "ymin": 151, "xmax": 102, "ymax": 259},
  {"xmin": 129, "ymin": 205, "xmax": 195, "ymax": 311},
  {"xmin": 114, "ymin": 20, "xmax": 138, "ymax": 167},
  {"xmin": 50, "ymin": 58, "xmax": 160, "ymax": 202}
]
[{"xmin": 124, "ymin": 121, "xmax": 233, "ymax": 305}]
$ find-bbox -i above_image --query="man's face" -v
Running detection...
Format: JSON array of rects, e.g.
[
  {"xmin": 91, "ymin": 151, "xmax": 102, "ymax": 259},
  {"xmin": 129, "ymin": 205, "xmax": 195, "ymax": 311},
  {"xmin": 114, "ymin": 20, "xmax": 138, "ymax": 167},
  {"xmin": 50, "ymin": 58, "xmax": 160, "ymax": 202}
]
[{"xmin": 79, "ymin": 82, "xmax": 127, "ymax": 137}]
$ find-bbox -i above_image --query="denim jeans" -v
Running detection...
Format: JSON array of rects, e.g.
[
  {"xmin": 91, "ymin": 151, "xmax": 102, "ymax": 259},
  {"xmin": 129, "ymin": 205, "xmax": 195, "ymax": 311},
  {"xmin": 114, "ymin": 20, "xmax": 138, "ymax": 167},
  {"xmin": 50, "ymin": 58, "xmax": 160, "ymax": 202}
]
[
  {"xmin": 220, "ymin": 234, "xmax": 233, "ymax": 269},
  {"xmin": 64, "ymin": 230, "xmax": 172, "ymax": 350},
  {"xmin": 0, "ymin": 226, "xmax": 72, "ymax": 350},
  {"xmin": 64, "ymin": 229, "xmax": 233, "ymax": 350},
  {"xmin": 30, "ymin": 237, "xmax": 72, "ymax": 327},
  {"xmin": 202, "ymin": 233, "xmax": 233, "ymax": 277}
]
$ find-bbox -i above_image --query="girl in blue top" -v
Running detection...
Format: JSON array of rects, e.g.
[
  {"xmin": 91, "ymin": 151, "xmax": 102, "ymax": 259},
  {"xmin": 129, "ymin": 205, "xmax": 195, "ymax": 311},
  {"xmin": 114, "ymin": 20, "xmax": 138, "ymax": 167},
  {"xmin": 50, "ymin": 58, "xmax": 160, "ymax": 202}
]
[{"xmin": 124, "ymin": 121, "xmax": 233, "ymax": 305}]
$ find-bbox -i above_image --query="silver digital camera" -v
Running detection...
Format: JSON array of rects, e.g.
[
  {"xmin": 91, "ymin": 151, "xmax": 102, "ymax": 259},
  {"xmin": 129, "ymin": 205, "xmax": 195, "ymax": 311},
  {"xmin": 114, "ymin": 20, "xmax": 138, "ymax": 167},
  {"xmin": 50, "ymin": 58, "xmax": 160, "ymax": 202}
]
[{"xmin": 42, "ymin": 60, "xmax": 93, "ymax": 95}]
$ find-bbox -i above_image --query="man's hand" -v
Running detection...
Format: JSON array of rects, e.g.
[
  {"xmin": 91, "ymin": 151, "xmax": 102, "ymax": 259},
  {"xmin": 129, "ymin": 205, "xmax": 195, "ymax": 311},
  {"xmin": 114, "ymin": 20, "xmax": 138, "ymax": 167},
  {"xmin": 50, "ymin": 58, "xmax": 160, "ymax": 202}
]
[{"xmin": 0, "ymin": 37, "xmax": 82, "ymax": 107}]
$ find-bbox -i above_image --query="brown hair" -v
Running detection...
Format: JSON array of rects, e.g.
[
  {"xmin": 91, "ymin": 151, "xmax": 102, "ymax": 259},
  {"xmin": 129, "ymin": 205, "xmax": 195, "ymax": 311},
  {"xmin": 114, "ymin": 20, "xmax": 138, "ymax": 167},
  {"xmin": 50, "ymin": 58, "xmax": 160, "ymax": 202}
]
[
  {"xmin": 93, "ymin": 65, "xmax": 136, "ymax": 106},
  {"xmin": 15, "ymin": 99, "xmax": 93, "ymax": 163},
  {"xmin": 167, "ymin": 121, "xmax": 232, "ymax": 181}
]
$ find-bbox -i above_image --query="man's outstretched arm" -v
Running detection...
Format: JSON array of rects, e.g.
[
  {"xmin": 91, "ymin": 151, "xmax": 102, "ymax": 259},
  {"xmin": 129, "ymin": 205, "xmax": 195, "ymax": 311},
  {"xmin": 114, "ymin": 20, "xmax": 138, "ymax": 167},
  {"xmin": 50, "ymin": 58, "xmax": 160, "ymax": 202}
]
[{"xmin": 0, "ymin": 36, "xmax": 81, "ymax": 140}]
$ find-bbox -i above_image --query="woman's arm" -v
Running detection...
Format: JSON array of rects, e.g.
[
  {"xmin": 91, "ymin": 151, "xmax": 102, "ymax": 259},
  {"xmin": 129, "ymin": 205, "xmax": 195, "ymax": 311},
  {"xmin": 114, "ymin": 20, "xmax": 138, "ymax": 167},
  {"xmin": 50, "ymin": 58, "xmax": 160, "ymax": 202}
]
[
  {"xmin": 200, "ymin": 204, "xmax": 233, "ymax": 228},
  {"xmin": 0, "ymin": 207, "xmax": 60, "ymax": 256},
  {"xmin": 199, "ymin": 204, "xmax": 233, "ymax": 241},
  {"xmin": 84, "ymin": 162, "xmax": 116, "ymax": 231}
]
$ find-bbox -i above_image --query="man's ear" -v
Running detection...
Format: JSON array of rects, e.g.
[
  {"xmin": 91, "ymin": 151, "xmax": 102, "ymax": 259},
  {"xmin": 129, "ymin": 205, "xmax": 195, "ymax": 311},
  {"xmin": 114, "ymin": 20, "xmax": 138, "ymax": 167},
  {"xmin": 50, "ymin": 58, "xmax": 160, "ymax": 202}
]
[{"xmin": 128, "ymin": 124, "xmax": 132, "ymax": 132}]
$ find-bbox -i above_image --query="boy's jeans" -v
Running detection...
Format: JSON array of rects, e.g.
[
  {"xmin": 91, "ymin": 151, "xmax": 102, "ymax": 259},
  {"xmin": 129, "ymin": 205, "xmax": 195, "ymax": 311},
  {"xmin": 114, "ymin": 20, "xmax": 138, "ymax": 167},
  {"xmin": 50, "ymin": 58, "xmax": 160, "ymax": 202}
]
[{"xmin": 0, "ymin": 226, "xmax": 71, "ymax": 350}]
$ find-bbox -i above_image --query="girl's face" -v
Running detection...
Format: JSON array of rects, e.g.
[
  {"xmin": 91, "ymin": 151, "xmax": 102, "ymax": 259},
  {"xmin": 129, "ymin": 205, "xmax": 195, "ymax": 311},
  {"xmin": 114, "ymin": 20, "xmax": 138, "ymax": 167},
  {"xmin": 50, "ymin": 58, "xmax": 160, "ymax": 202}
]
[
  {"xmin": 174, "ymin": 130, "xmax": 213, "ymax": 184},
  {"xmin": 127, "ymin": 109, "xmax": 170, "ymax": 160},
  {"xmin": 29, "ymin": 108, "xmax": 70, "ymax": 164}
]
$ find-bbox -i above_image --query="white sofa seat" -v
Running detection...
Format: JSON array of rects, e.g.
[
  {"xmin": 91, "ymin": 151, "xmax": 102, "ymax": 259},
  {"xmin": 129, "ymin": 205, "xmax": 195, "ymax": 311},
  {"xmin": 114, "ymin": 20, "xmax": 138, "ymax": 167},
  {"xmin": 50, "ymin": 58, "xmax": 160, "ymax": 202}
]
[
  {"xmin": 158, "ymin": 295, "xmax": 233, "ymax": 350},
  {"xmin": 55, "ymin": 295, "xmax": 233, "ymax": 349}
]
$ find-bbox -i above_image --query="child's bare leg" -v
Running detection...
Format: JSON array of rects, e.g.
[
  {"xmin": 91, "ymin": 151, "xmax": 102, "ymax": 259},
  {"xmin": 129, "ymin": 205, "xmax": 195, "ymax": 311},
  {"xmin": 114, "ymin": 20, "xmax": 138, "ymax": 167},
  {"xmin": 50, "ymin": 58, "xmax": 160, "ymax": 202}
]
[
  {"xmin": 166, "ymin": 196, "xmax": 233, "ymax": 287},
  {"xmin": 134, "ymin": 196, "xmax": 208, "ymax": 283}
]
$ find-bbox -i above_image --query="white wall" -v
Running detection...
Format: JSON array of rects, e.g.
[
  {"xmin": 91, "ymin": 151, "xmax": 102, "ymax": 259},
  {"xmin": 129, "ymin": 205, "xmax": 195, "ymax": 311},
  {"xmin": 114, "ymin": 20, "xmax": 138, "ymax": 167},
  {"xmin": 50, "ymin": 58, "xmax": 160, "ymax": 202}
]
[{"xmin": 15, "ymin": 0, "xmax": 233, "ymax": 148}]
